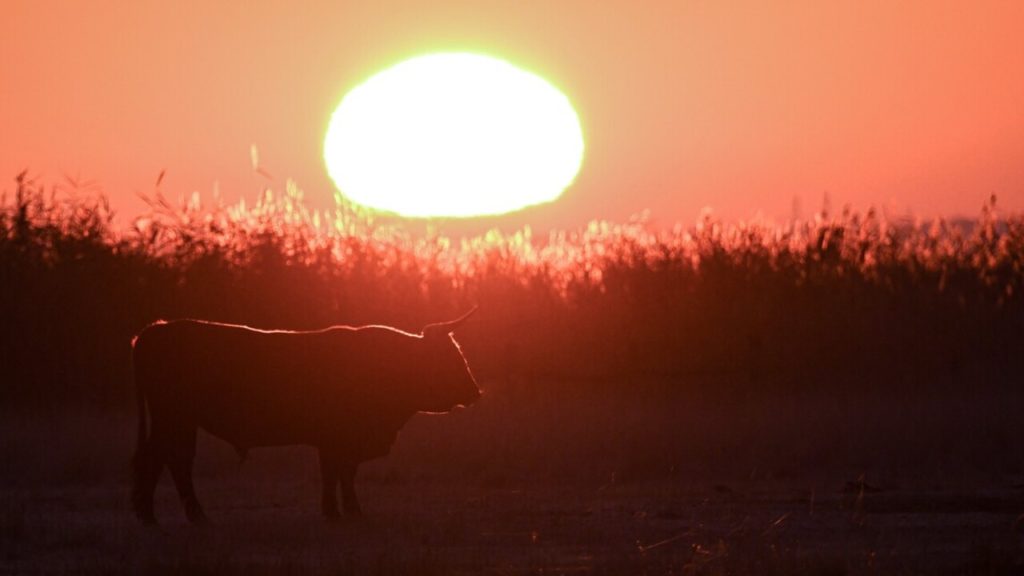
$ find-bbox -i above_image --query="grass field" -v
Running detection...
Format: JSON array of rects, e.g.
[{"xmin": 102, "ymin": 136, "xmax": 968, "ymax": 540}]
[
  {"xmin": 3, "ymin": 178, "xmax": 1024, "ymax": 573},
  {"xmin": 3, "ymin": 375, "xmax": 1023, "ymax": 575}
]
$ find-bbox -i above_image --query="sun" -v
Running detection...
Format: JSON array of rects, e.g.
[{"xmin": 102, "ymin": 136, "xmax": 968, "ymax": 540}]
[{"xmin": 323, "ymin": 52, "xmax": 584, "ymax": 218}]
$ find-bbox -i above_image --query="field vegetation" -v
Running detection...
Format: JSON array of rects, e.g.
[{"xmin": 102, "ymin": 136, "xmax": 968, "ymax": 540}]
[
  {"xmin": 2, "ymin": 174, "xmax": 1021, "ymax": 406},
  {"xmin": 2, "ymin": 173, "xmax": 1023, "ymax": 573}
]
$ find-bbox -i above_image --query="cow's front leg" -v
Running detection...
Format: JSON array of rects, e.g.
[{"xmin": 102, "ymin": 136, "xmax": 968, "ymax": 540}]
[
  {"xmin": 339, "ymin": 460, "xmax": 362, "ymax": 516},
  {"xmin": 317, "ymin": 448, "xmax": 340, "ymax": 519}
]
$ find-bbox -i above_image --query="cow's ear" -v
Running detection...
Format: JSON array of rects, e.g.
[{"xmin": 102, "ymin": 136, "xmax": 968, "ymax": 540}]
[{"xmin": 421, "ymin": 306, "xmax": 478, "ymax": 339}]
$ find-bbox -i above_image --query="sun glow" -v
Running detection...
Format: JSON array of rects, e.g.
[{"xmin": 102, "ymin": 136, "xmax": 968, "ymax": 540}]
[{"xmin": 324, "ymin": 53, "xmax": 584, "ymax": 218}]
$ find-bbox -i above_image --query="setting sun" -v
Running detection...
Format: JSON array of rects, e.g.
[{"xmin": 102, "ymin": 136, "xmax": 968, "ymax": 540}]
[{"xmin": 323, "ymin": 52, "xmax": 584, "ymax": 218}]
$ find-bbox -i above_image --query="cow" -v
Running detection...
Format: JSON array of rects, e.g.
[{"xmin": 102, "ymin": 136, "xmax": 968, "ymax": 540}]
[{"xmin": 130, "ymin": 308, "xmax": 481, "ymax": 524}]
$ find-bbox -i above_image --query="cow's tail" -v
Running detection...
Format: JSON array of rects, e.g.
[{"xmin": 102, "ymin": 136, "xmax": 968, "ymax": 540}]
[
  {"xmin": 129, "ymin": 332, "xmax": 151, "ymax": 521},
  {"xmin": 131, "ymin": 335, "xmax": 147, "ymax": 450}
]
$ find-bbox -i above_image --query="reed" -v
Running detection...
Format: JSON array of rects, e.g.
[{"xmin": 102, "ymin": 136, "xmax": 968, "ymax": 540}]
[{"xmin": 1, "ymin": 176, "xmax": 1021, "ymax": 406}]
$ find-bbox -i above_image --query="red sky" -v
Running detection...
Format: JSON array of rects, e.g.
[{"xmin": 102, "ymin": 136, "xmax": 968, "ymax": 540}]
[{"xmin": 2, "ymin": 1, "xmax": 1023, "ymax": 230}]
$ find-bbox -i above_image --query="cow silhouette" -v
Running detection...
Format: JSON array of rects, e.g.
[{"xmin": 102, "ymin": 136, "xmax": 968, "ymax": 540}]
[{"xmin": 130, "ymin": 309, "xmax": 480, "ymax": 524}]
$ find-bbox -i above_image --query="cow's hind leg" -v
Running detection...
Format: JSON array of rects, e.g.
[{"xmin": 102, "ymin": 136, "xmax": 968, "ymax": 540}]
[
  {"xmin": 166, "ymin": 427, "xmax": 207, "ymax": 524},
  {"xmin": 318, "ymin": 448, "xmax": 340, "ymax": 519},
  {"xmin": 339, "ymin": 461, "xmax": 362, "ymax": 517},
  {"xmin": 131, "ymin": 437, "xmax": 164, "ymax": 525}
]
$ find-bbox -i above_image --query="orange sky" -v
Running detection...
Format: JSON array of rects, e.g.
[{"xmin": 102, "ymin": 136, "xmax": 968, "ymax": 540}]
[{"xmin": 2, "ymin": 1, "xmax": 1023, "ymax": 229}]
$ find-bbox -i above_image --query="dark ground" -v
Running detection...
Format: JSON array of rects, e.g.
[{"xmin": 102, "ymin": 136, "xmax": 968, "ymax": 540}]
[{"xmin": 2, "ymin": 374, "xmax": 1024, "ymax": 575}]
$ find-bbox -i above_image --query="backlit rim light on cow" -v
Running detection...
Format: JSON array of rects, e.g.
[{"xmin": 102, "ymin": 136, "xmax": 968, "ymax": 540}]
[
  {"xmin": 323, "ymin": 52, "xmax": 585, "ymax": 218},
  {"xmin": 130, "ymin": 309, "xmax": 481, "ymax": 523}
]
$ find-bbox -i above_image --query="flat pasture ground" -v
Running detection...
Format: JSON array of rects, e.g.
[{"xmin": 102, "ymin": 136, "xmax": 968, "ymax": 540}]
[
  {"xmin": 4, "ymin": 465, "xmax": 1023, "ymax": 575},
  {"xmin": 3, "ymin": 381, "xmax": 1024, "ymax": 575}
]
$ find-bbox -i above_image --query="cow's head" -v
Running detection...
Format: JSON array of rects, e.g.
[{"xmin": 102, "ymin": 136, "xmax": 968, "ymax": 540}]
[{"xmin": 415, "ymin": 307, "xmax": 481, "ymax": 412}]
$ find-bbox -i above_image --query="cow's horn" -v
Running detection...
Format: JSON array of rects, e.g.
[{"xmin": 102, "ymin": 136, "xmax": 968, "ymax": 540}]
[{"xmin": 422, "ymin": 306, "xmax": 478, "ymax": 338}]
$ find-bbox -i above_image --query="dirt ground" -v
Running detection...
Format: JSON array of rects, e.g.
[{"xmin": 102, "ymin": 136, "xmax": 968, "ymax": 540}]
[
  {"xmin": 2, "ymin": 379, "xmax": 1024, "ymax": 575},
  {"xmin": 3, "ymin": 466, "xmax": 1023, "ymax": 574}
]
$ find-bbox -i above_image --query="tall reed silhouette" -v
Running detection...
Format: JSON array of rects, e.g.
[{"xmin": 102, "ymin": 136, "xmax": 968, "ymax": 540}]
[{"xmin": 1, "ymin": 176, "xmax": 1021, "ymax": 408}]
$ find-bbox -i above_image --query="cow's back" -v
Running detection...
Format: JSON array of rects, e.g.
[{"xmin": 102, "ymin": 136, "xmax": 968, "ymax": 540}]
[{"xmin": 133, "ymin": 320, "xmax": 415, "ymax": 449}]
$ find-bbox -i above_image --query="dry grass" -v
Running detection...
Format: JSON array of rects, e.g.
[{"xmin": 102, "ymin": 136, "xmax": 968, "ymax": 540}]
[
  {"xmin": 3, "ymin": 378, "xmax": 1024, "ymax": 575},
  {"xmin": 2, "ymin": 174, "xmax": 1024, "ymax": 572},
  {"xmin": 2, "ymin": 175, "xmax": 1022, "ymax": 406}
]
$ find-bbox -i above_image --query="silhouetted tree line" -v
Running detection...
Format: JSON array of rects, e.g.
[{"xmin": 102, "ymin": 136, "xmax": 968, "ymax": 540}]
[{"xmin": 2, "ymin": 174, "xmax": 1021, "ymax": 408}]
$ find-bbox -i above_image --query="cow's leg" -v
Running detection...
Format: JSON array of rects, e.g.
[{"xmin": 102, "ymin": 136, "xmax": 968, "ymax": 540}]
[
  {"xmin": 166, "ymin": 426, "xmax": 207, "ymax": 524},
  {"xmin": 318, "ymin": 448, "xmax": 340, "ymax": 519},
  {"xmin": 339, "ymin": 460, "xmax": 362, "ymax": 517},
  {"xmin": 131, "ymin": 436, "xmax": 164, "ymax": 525}
]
